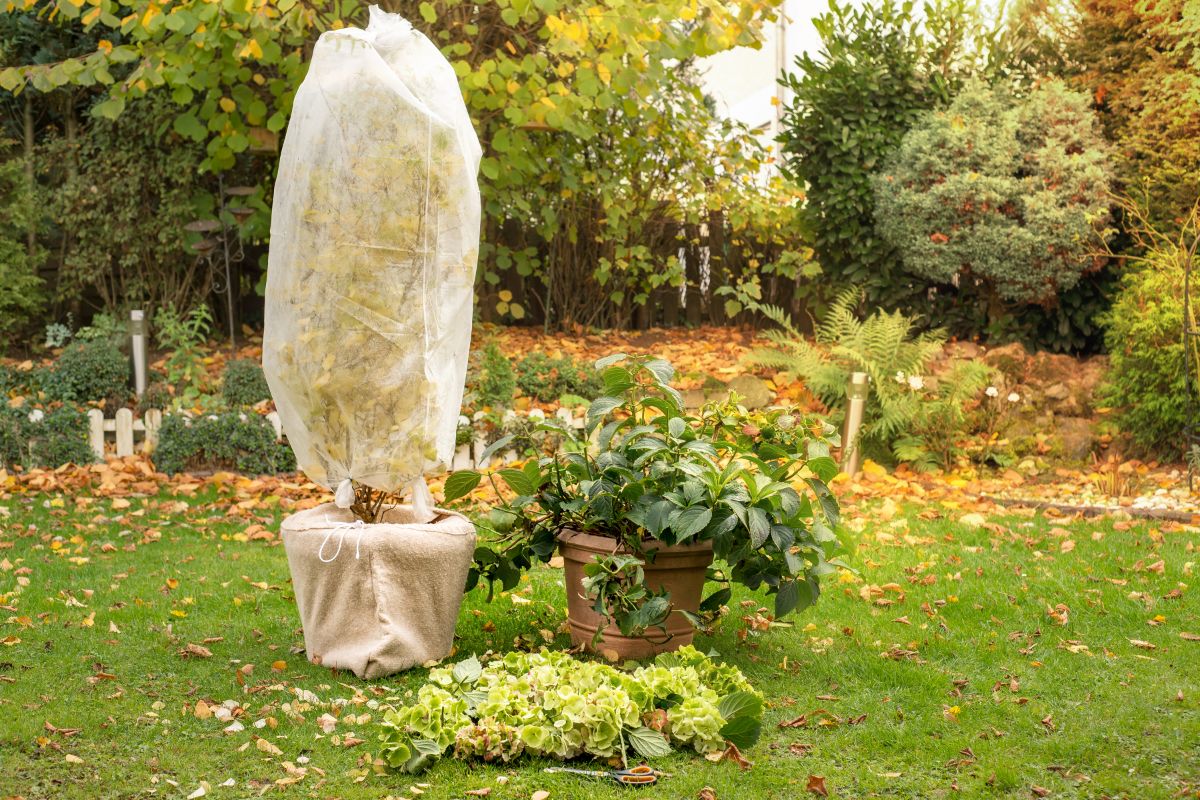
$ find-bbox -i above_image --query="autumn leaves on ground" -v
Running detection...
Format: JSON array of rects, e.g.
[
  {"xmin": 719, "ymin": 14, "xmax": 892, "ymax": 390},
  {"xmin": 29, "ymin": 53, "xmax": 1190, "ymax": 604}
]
[{"xmin": 0, "ymin": 330, "xmax": 1197, "ymax": 800}]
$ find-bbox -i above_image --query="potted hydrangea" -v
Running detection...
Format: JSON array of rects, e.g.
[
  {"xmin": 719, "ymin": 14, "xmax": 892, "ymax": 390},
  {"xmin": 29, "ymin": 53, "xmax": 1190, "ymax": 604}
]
[{"xmin": 445, "ymin": 355, "xmax": 847, "ymax": 659}]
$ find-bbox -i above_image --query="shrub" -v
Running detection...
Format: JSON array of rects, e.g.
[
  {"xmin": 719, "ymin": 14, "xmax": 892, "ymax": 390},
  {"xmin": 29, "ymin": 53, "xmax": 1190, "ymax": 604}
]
[
  {"xmin": 154, "ymin": 304, "xmax": 213, "ymax": 406},
  {"xmin": 154, "ymin": 412, "xmax": 295, "ymax": 475},
  {"xmin": 0, "ymin": 147, "xmax": 45, "ymax": 345},
  {"xmin": 0, "ymin": 405, "xmax": 94, "ymax": 468},
  {"xmin": 777, "ymin": 0, "xmax": 988, "ymax": 310},
  {"xmin": 473, "ymin": 342, "xmax": 516, "ymax": 412},
  {"xmin": 43, "ymin": 341, "xmax": 130, "ymax": 405},
  {"xmin": 514, "ymin": 352, "xmax": 602, "ymax": 403},
  {"xmin": 893, "ymin": 361, "xmax": 995, "ymax": 471},
  {"xmin": 222, "ymin": 360, "xmax": 271, "ymax": 407},
  {"xmin": 874, "ymin": 79, "xmax": 1113, "ymax": 313},
  {"xmin": 1100, "ymin": 213, "xmax": 1197, "ymax": 458}
]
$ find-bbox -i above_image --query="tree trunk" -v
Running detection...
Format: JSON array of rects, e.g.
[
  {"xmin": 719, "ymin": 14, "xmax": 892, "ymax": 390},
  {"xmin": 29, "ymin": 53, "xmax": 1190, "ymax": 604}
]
[{"xmin": 23, "ymin": 94, "xmax": 36, "ymax": 259}]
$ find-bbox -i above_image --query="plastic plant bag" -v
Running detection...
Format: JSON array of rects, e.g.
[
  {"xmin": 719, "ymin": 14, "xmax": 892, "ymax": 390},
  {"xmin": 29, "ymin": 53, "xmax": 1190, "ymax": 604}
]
[{"xmin": 263, "ymin": 6, "xmax": 482, "ymax": 507}]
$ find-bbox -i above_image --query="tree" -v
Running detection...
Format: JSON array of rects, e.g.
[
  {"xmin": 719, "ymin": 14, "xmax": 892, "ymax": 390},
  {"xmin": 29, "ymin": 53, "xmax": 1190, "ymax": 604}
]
[
  {"xmin": 873, "ymin": 79, "xmax": 1112, "ymax": 318},
  {"xmin": 776, "ymin": 0, "xmax": 1018, "ymax": 312},
  {"xmin": 1067, "ymin": 0, "xmax": 1200, "ymax": 234},
  {"xmin": 2, "ymin": 0, "xmax": 787, "ymax": 330},
  {"xmin": 0, "ymin": 143, "xmax": 45, "ymax": 343}
]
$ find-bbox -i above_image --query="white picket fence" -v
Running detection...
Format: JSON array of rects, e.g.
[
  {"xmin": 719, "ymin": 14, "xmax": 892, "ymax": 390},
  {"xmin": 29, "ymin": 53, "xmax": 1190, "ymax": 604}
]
[
  {"xmin": 451, "ymin": 407, "xmax": 587, "ymax": 470},
  {"xmin": 86, "ymin": 409, "xmax": 283, "ymax": 460},
  {"xmin": 84, "ymin": 406, "xmax": 578, "ymax": 469}
]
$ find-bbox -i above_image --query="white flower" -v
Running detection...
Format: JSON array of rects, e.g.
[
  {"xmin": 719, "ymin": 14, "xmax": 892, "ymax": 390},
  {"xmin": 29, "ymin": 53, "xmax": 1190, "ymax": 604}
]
[
  {"xmin": 894, "ymin": 371, "xmax": 906, "ymax": 383},
  {"xmin": 458, "ymin": 414, "xmax": 470, "ymax": 427},
  {"xmin": 529, "ymin": 408, "xmax": 546, "ymax": 421},
  {"xmin": 1007, "ymin": 392, "xmax": 1020, "ymax": 403},
  {"xmin": 985, "ymin": 386, "xmax": 999, "ymax": 398},
  {"xmin": 27, "ymin": 409, "xmax": 44, "ymax": 423},
  {"xmin": 907, "ymin": 375, "xmax": 924, "ymax": 391}
]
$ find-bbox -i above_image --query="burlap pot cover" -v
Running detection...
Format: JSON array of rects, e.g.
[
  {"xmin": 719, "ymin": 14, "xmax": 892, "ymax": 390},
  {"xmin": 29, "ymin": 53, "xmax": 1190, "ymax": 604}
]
[{"xmin": 282, "ymin": 502, "xmax": 475, "ymax": 679}]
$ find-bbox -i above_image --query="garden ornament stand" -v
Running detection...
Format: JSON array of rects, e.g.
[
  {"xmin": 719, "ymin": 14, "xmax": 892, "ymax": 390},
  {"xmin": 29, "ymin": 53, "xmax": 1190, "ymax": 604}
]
[{"xmin": 262, "ymin": 7, "xmax": 482, "ymax": 679}]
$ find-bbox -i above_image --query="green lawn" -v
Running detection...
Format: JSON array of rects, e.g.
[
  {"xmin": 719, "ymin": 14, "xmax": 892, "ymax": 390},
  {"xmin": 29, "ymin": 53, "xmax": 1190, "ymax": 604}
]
[{"xmin": 1, "ymin": 485, "xmax": 1197, "ymax": 799}]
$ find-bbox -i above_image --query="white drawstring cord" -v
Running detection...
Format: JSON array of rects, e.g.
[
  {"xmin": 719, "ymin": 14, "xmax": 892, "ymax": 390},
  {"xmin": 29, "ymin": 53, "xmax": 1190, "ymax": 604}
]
[{"xmin": 317, "ymin": 518, "xmax": 365, "ymax": 563}]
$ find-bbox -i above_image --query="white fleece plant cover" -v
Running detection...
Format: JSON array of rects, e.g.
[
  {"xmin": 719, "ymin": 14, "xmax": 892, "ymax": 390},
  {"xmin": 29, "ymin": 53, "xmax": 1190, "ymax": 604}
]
[{"xmin": 263, "ymin": 6, "xmax": 482, "ymax": 501}]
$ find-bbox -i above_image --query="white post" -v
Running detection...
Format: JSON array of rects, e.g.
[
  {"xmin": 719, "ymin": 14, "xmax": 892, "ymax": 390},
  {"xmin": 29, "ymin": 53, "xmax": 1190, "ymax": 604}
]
[
  {"xmin": 130, "ymin": 310, "xmax": 147, "ymax": 397},
  {"xmin": 842, "ymin": 372, "xmax": 869, "ymax": 477},
  {"xmin": 87, "ymin": 409, "xmax": 105, "ymax": 460},
  {"xmin": 266, "ymin": 411, "xmax": 283, "ymax": 440},
  {"xmin": 143, "ymin": 409, "xmax": 162, "ymax": 453},
  {"xmin": 115, "ymin": 408, "xmax": 134, "ymax": 458}
]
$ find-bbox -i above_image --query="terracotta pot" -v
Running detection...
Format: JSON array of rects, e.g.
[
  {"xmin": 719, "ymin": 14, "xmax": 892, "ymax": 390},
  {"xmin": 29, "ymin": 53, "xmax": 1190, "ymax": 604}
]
[{"xmin": 557, "ymin": 529, "xmax": 714, "ymax": 660}]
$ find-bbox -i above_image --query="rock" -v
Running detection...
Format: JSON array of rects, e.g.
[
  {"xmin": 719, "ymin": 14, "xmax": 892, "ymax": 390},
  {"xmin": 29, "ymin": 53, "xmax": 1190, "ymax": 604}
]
[
  {"xmin": 727, "ymin": 375, "xmax": 773, "ymax": 409},
  {"xmin": 1054, "ymin": 416, "xmax": 1095, "ymax": 461},
  {"xmin": 1043, "ymin": 382, "xmax": 1071, "ymax": 402},
  {"xmin": 983, "ymin": 342, "xmax": 1030, "ymax": 379}
]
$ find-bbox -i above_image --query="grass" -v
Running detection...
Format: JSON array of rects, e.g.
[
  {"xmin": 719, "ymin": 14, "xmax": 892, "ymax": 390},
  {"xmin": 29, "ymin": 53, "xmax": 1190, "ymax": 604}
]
[{"xmin": 1, "ymin": 484, "xmax": 1198, "ymax": 800}]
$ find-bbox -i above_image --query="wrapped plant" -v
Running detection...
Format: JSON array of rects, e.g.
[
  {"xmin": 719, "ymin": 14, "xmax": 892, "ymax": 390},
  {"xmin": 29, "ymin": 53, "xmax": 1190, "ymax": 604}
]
[{"xmin": 262, "ymin": 7, "xmax": 482, "ymax": 519}]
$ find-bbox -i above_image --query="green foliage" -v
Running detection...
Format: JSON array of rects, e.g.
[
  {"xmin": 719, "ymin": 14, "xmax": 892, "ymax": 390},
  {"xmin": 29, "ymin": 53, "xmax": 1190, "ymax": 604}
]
[
  {"xmin": 874, "ymin": 79, "xmax": 1113, "ymax": 307},
  {"xmin": 0, "ymin": 404, "xmax": 94, "ymax": 468},
  {"xmin": 153, "ymin": 412, "xmax": 294, "ymax": 476},
  {"xmin": 44, "ymin": 321, "xmax": 72, "ymax": 349},
  {"xmin": 0, "ymin": 145, "xmax": 45, "ymax": 345},
  {"xmin": 776, "ymin": 0, "xmax": 981, "ymax": 309},
  {"xmin": 42, "ymin": 340, "xmax": 129, "ymax": 405},
  {"xmin": 473, "ymin": 342, "xmax": 516, "ymax": 412},
  {"xmin": 42, "ymin": 95, "xmax": 211, "ymax": 314},
  {"xmin": 747, "ymin": 291, "xmax": 944, "ymax": 463},
  {"xmin": 894, "ymin": 360, "xmax": 995, "ymax": 471},
  {"xmin": 1, "ymin": 0, "xmax": 349, "ymax": 174},
  {"xmin": 221, "ymin": 360, "xmax": 270, "ymax": 408},
  {"xmin": 1068, "ymin": 0, "xmax": 1200, "ymax": 235},
  {"xmin": 75, "ymin": 311, "xmax": 126, "ymax": 346},
  {"xmin": 154, "ymin": 304, "xmax": 213, "ymax": 406},
  {"xmin": 3, "ymin": 0, "xmax": 786, "ymax": 330},
  {"xmin": 515, "ymin": 351, "xmax": 602, "ymax": 403},
  {"xmin": 1100, "ymin": 211, "xmax": 1198, "ymax": 458},
  {"xmin": 446, "ymin": 354, "xmax": 846, "ymax": 638},
  {"xmin": 378, "ymin": 647, "xmax": 761, "ymax": 772}
]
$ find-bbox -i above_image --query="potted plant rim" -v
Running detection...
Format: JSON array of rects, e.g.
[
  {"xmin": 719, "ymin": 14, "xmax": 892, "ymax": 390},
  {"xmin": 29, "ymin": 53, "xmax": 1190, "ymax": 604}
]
[{"xmin": 443, "ymin": 354, "xmax": 848, "ymax": 659}]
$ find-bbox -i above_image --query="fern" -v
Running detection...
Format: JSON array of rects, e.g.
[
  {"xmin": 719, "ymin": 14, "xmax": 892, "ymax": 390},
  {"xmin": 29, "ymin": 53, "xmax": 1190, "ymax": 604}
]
[{"xmin": 746, "ymin": 289, "xmax": 947, "ymax": 463}]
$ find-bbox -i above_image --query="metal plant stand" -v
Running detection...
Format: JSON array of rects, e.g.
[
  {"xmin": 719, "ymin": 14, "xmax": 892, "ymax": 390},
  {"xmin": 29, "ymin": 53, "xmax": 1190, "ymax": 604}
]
[{"xmin": 185, "ymin": 180, "xmax": 257, "ymax": 353}]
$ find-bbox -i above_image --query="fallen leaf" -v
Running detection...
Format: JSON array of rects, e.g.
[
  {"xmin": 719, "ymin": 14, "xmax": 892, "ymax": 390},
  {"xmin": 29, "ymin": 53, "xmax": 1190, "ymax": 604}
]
[
  {"xmin": 179, "ymin": 643, "xmax": 213, "ymax": 659},
  {"xmin": 697, "ymin": 788, "xmax": 718, "ymax": 800},
  {"xmin": 806, "ymin": 774, "xmax": 828, "ymax": 796},
  {"xmin": 256, "ymin": 737, "xmax": 283, "ymax": 756},
  {"xmin": 465, "ymin": 790, "xmax": 491, "ymax": 797},
  {"xmin": 531, "ymin": 791, "xmax": 550, "ymax": 800}
]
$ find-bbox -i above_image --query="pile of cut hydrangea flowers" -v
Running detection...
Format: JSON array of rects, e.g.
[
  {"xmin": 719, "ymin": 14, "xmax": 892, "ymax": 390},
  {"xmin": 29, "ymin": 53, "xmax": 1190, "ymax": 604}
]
[{"xmin": 377, "ymin": 647, "xmax": 763, "ymax": 773}]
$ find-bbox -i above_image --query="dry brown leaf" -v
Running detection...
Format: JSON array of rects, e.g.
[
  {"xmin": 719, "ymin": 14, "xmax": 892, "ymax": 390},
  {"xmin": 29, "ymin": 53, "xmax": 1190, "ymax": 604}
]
[
  {"xmin": 179, "ymin": 643, "xmax": 213, "ymax": 659},
  {"xmin": 806, "ymin": 774, "xmax": 828, "ymax": 796},
  {"xmin": 256, "ymin": 737, "xmax": 283, "ymax": 756}
]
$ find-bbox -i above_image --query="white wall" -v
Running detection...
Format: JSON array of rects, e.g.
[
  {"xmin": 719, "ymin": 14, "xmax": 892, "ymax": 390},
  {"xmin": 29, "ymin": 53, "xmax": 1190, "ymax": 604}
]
[{"xmin": 698, "ymin": 0, "xmax": 858, "ymax": 162}]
